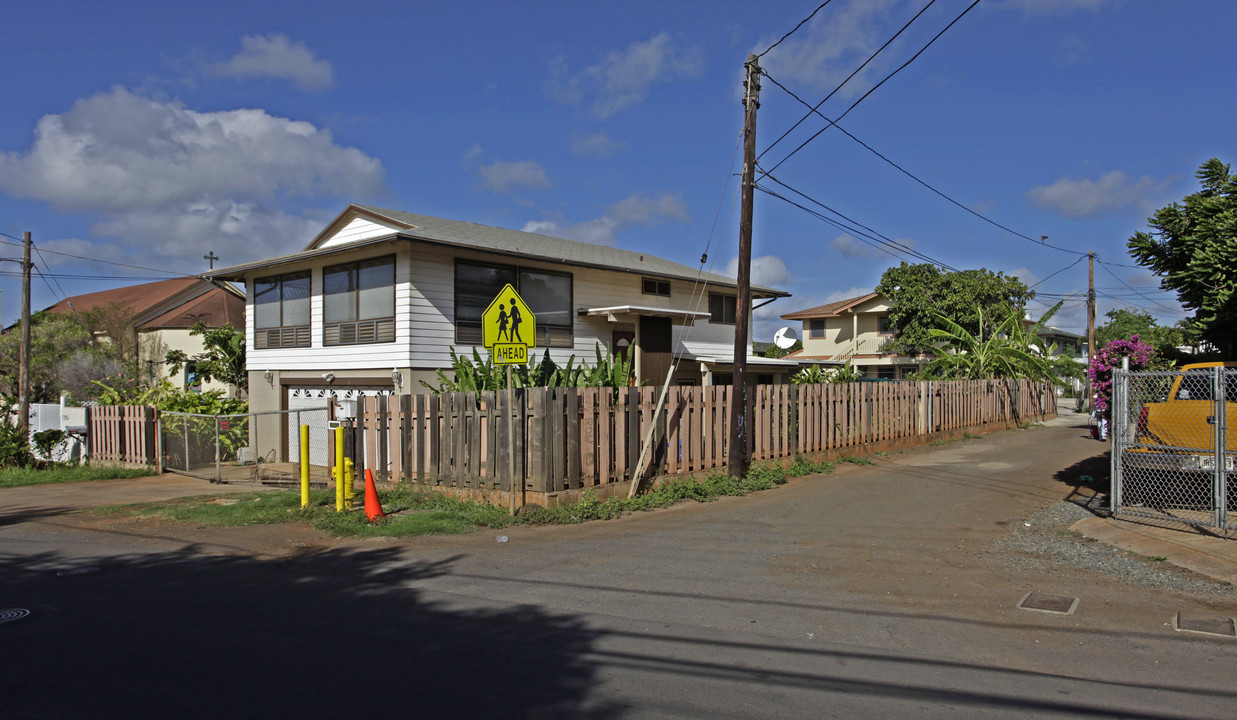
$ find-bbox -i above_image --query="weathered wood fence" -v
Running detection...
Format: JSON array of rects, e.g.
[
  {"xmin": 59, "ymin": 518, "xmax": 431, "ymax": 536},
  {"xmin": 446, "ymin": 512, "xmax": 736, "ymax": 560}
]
[
  {"xmin": 352, "ymin": 379, "xmax": 1055, "ymax": 503},
  {"xmin": 86, "ymin": 405, "xmax": 159, "ymax": 466}
]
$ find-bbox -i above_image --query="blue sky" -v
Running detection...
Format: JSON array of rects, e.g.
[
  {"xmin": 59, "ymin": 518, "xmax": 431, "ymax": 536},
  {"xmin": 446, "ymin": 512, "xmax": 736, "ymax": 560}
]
[{"xmin": 2, "ymin": 0, "xmax": 1232, "ymax": 343}]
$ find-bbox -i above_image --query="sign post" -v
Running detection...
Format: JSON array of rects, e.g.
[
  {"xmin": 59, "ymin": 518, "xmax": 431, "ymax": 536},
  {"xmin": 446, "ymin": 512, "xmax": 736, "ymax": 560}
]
[{"xmin": 482, "ymin": 285, "xmax": 536, "ymax": 513}]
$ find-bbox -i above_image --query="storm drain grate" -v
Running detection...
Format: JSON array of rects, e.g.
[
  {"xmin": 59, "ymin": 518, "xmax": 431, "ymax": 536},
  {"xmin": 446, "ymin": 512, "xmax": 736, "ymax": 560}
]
[
  {"xmin": 1174, "ymin": 613, "xmax": 1236, "ymax": 637},
  {"xmin": 1, "ymin": 608, "xmax": 31, "ymax": 625},
  {"xmin": 1017, "ymin": 592, "xmax": 1079, "ymax": 615}
]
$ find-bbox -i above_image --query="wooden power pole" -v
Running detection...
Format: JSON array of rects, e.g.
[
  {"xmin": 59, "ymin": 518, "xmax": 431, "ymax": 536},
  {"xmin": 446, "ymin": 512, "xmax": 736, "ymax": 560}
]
[
  {"xmin": 729, "ymin": 54, "xmax": 760, "ymax": 479},
  {"xmin": 1085, "ymin": 250, "xmax": 1095, "ymax": 412},
  {"xmin": 18, "ymin": 231, "xmax": 32, "ymax": 436}
]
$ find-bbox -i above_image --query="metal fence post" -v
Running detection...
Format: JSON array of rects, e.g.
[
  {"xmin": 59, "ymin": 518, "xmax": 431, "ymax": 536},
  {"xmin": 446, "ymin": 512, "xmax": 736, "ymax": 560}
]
[
  {"xmin": 1213, "ymin": 365, "xmax": 1226, "ymax": 529},
  {"xmin": 1111, "ymin": 368, "xmax": 1126, "ymax": 513}
]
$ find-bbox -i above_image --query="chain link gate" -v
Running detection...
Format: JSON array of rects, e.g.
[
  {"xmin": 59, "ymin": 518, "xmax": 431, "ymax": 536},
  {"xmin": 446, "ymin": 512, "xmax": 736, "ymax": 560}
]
[
  {"xmin": 160, "ymin": 407, "xmax": 332, "ymax": 485},
  {"xmin": 1112, "ymin": 366, "xmax": 1235, "ymax": 534}
]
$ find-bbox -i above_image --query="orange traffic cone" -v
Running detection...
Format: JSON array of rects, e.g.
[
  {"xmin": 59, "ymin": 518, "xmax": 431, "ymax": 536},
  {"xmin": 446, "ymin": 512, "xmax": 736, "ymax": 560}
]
[{"xmin": 364, "ymin": 469, "xmax": 386, "ymax": 521}]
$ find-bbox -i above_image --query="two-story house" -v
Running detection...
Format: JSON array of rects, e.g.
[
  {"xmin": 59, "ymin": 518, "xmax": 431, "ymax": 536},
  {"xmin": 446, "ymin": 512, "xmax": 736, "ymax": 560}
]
[
  {"xmin": 208, "ymin": 204, "xmax": 797, "ymax": 418},
  {"xmin": 780, "ymin": 292, "xmax": 930, "ymax": 379}
]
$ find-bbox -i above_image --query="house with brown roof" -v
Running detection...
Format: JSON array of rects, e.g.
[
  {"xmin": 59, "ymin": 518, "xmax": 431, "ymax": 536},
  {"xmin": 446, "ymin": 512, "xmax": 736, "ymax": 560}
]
[
  {"xmin": 780, "ymin": 292, "xmax": 930, "ymax": 379},
  {"xmin": 44, "ymin": 277, "xmax": 245, "ymax": 394}
]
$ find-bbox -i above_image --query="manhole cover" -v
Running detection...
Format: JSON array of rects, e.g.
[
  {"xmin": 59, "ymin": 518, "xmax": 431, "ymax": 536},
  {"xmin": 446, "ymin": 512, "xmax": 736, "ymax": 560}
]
[
  {"xmin": 0, "ymin": 608, "xmax": 31, "ymax": 624},
  {"xmin": 56, "ymin": 566, "xmax": 101, "ymax": 577},
  {"xmin": 1018, "ymin": 592, "xmax": 1078, "ymax": 615},
  {"xmin": 1174, "ymin": 613, "xmax": 1236, "ymax": 637}
]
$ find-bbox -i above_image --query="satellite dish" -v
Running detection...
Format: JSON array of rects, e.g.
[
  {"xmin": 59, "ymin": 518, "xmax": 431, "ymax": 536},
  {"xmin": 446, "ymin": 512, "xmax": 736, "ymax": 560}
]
[{"xmin": 773, "ymin": 326, "xmax": 799, "ymax": 349}]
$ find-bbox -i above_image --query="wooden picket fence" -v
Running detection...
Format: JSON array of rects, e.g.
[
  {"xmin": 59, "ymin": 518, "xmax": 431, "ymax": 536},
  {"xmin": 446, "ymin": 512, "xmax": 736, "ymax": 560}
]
[
  {"xmin": 86, "ymin": 405, "xmax": 159, "ymax": 466},
  {"xmin": 352, "ymin": 379, "xmax": 1055, "ymax": 502}
]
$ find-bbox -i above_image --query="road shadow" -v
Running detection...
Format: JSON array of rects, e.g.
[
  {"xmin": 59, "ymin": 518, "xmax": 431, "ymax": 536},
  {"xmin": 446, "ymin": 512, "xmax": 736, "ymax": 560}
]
[
  {"xmin": 1, "ymin": 547, "xmax": 621, "ymax": 720},
  {"xmin": 1053, "ymin": 450, "xmax": 1112, "ymax": 517}
]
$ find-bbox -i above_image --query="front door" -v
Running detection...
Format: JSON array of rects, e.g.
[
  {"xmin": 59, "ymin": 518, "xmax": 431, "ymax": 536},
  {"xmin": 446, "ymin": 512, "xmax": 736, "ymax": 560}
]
[{"xmin": 638, "ymin": 316, "xmax": 672, "ymax": 385}]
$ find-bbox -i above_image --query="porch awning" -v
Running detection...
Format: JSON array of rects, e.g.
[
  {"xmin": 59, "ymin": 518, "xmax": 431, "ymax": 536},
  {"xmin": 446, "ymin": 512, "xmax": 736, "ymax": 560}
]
[{"xmin": 577, "ymin": 305, "xmax": 711, "ymax": 322}]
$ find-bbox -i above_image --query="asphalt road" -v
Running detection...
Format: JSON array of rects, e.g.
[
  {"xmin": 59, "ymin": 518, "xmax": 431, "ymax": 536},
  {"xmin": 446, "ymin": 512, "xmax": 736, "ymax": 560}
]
[{"xmin": 3, "ymin": 411, "xmax": 1235, "ymax": 719}]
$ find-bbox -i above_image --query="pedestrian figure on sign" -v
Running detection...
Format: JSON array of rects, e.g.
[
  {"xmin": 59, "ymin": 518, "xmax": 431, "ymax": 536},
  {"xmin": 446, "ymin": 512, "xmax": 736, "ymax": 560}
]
[
  {"xmin": 496, "ymin": 304, "xmax": 509, "ymax": 342},
  {"xmin": 509, "ymin": 304, "xmax": 523, "ymax": 343}
]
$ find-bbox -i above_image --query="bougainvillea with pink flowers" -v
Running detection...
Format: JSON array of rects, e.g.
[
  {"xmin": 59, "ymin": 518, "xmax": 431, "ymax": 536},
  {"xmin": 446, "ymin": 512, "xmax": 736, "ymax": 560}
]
[{"xmin": 1089, "ymin": 335, "xmax": 1157, "ymax": 419}]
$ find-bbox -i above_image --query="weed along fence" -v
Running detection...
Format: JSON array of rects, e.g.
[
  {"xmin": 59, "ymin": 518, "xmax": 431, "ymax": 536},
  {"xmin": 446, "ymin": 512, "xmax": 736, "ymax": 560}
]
[{"xmin": 351, "ymin": 379, "xmax": 1055, "ymax": 506}]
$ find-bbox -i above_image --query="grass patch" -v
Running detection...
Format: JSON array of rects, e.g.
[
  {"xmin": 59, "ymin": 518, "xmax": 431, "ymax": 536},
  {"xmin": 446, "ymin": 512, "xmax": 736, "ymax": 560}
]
[
  {"xmin": 1146, "ymin": 555, "xmax": 1167, "ymax": 562},
  {"xmin": 85, "ymin": 456, "xmax": 839, "ymax": 537},
  {"xmin": 0, "ymin": 464, "xmax": 156, "ymax": 489},
  {"xmin": 837, "ymin": 454, "xmax": 874, "ymax": 466}
]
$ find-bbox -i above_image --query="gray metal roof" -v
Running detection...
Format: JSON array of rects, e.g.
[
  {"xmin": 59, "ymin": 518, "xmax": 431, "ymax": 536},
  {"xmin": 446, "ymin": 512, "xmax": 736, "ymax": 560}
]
[{"xmin": 207, "ymin": 204, "xmax": 789, "ymax": 298}]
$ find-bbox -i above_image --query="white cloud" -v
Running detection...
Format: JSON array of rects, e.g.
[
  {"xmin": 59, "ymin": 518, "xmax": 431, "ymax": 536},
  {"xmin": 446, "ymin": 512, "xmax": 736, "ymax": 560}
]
[
  {"xmin": 1026, "ymin": 170, "xmax": 1155, "ymax": 218},
  {"xmin": 479, "ymin": 160, "xmax": 552, "ymax": 194},
  {"xmin": 461, "ymin": 144, "xmax": 483, "ymax": 164},
  {"xmin": 723, "ymin": 255, "xmax": 793, "ymax": 287},
  {"xmin": 755, "ymin": 0, "xmax": 902, "ymax": 97},
  {"xmin": 212, "ymin": 33, "xmax": 335, "ymax": 92},
  {"xmin": 522, "ymin": 191, "xmax": 689, "ymax": 246},
  {"xmin": 570, "ymin": 132, "xmax": 622, "ymax": 157},
  {"xmin": 1004, "ymin": 266, "xmax": 1041, "ymax": 288},
  {"xmin": 1054, "ymin": 35, "xmax": 1091, "ymax": 66},
  {"xmin": 0, "ymin": 87, "xmax": 384, "ymax": 269},
  {"xmin": 996, "ymin": 0, "xmax": 1116, "ymax": 16},
  {"xmin": 551, "ymin": 33, "xmax": 702, "ymax": 119}
]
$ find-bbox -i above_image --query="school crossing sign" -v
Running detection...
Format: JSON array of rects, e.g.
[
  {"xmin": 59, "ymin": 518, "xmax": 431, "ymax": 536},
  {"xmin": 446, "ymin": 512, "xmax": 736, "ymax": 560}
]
[{"xmin": 482, "ymin": 284, "xmax": 536, "ymax": 364}]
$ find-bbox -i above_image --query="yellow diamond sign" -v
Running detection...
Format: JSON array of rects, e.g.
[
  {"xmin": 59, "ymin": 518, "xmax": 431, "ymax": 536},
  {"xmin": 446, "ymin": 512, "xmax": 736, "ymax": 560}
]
[{"xmin": 482, "ymin": 284, "xmax": 536, "ymax": 364}]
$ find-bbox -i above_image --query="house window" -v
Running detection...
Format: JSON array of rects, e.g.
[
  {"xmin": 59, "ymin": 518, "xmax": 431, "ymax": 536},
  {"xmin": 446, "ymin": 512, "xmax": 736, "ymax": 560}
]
[
  {"xmin": 809, "ymin": 319, "xmax": 825, "ymax": 339},
  {"xmin": 878, "ymin": 315, "xmax": 894, "ymax": 336},
  {"xmin": 642, "ymin": 278, "xmax": 670, "ymax": 297},
  {"xmin": 877, "ymin": 366, "xmax": 896, "ymax": 379},
  {"xmin": 454, "ymin": 260, "xmax": 573, "ymax": 347},
  {"xmin": 254, "ymin": 271, "xmax": 310, "ymax": 348},
  {"xmin": 323, "ymin": 256, "xmax": 395, "ymax": 346},
  {"xmin": 709, "ymin": 293, "xmax": 737, "ymax": 324}
]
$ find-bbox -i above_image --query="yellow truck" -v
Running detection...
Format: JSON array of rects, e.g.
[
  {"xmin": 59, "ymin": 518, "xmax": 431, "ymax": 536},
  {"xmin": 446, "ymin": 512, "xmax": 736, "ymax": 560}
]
[{"xmin": 1128, "ymin": 361, "xmax": 1237, "ymax": 475}]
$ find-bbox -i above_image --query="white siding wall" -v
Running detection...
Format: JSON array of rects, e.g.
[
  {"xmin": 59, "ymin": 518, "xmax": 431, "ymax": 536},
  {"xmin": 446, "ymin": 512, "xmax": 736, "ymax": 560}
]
[
  {"xmin": 319, "ymin": 217, "xmax": 402, "ymax": 248},
  {"xmin": 248, "ymin": 240, "xmax": 750, "ymax": 373}
]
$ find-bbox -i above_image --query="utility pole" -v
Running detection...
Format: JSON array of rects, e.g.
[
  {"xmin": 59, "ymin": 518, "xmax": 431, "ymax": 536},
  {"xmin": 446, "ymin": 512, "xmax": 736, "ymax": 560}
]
[
  {"xmin": 18, "ymin": 232, "xmax": 32, "ymax": 436},
  {"xmin": 1086, "ymin": 250, "xmax": 1095, "ymax": 412},
  {"xmin": 729, "ymin": 54, "xmax": 760, "ymax": 479}
]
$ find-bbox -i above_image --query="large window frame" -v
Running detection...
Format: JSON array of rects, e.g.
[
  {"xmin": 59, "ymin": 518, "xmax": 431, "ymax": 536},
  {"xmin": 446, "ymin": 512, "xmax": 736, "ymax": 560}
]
[
  {"xmin": 709, "ymin": 293, "xmax": 737, "ymax": 325},
  {"xmin": 454, "ymin": 260, "xmax": 573, "ymax": 347},
  {"xmin": 809, "ymin": 318, "xmax": 825, "ymax": 339},
  {"xmin": 322, "ymin": 255, "xmax": 396, "ymax": 346},
  {"xmin": 253, "ymin": 271, "xmax": 311, "ymax": 349}
]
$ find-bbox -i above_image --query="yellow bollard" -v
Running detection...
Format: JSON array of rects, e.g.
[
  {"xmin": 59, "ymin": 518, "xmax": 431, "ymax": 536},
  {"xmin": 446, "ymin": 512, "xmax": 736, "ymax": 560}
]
[
  {"xmin": 343, "ymin": 457, "xmax": 355, "ymax": 509},
  {"xmin": 299, "ymin": 425, "xmax": 310, "ymax": 508},
  {"xmin": 334, "ymin": 426, "xmax": 345, "ymax": 512}
]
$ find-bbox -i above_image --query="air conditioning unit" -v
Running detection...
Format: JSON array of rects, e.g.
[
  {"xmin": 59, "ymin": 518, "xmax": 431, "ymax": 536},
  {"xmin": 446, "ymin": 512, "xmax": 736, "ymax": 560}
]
[{"xmin": 237, "ymin": 447, "xmax": 256, "ymax": 465}]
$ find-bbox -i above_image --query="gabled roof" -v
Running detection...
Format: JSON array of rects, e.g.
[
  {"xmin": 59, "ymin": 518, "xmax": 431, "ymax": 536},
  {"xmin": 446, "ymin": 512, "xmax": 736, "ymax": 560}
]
[
  {"xmin": 780, "ymin": 292, "xmax": 881, "ymax": 320},
  {"xmin": 210, "ymin": 203, "xmax": 790, "ymax": 298},
  {"xmin": 43, "ymin": 277, "xmax": 245, "ymax": 330}
]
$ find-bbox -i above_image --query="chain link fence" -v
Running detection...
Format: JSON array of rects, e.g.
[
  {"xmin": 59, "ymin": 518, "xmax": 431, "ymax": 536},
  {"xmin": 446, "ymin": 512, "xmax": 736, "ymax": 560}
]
[
  {"xmin": 1112, "ymin": 366, "xmax": 1234, "ymax": 533},
  {"xmin": 160, "ymin": 407, "xmax": 333, "ymax": 485}
]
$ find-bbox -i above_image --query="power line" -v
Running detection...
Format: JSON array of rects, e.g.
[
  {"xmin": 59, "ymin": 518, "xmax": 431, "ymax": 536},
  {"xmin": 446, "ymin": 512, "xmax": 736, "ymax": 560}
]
[
  {"xmin": 1095, "ymin": 260, "xmax": 1183, "ymax": 315},
  {"xmin": 760, "ymin": 71, "xmax": 1084, "ymax": 257},
  {"xmin": 1028, "ymin": 256, "xmax": 1085, "ymax": 290},
  {"xmin": 757, "ymin": 1, "xmax": 836, "ymax": 59},
  {"xmin": 761, "ymin": 0, "xmax": 938, "ymax": 160},
  {"xmin": 762, "ymin": 0, "xmax": 982, "ymax": 176},
  {"xmin": 0, "ymin": 237, "xmax": 185, "ymax": 275},
  {"xmin": 757, "ymin": 173, "xmax": 961, "ymax": 271},
  {"xmin": 30, "ymin": 243, "xmax": 69, "ymax": 302},
  {"xmin": 0, "ymin": 270, "xmax": 180, "ymax": 281}
]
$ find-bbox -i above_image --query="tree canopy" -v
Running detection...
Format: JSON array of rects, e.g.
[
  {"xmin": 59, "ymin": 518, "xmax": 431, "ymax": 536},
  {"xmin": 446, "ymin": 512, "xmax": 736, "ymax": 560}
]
[
  {"xmin": 1128, "ymin": 158, "xmax": 1237, "ymax": 357},
  {"xmin": 1094, "ymin": 309, "xmax": 1183, "ymax": 352},
  {"xmin": 875, "ymin": 263, "xmax": 1034, "ymax": 354}
]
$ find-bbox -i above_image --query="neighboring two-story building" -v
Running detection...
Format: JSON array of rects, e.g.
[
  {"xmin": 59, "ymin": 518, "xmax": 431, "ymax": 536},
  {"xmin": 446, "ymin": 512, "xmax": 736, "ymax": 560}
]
[
  {"xmin": 208, "ymin": 204, "xmax": 798, "ymax": 417},
  {"xmin": 780, "ymin": 292, "xmax": 929, "ymax": 379}
]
